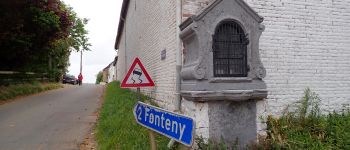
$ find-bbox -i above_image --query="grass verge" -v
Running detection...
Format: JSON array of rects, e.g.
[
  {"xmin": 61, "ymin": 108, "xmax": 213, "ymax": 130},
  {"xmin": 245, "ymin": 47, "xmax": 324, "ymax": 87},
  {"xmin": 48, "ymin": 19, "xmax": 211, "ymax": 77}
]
[
  {"xmin": 193, "ymin": 88, "xmax": 350, "ymax": 150},
  {"xmin": 0, "ymin": 82, "xmax": 63, "ymax": 102},
  {"xmin": 96, "ymin": 81, "xmax": 171, "ymax": 150},
  {"xmin": 256, "ymin": 112, "xmax": 350, "ymax": 150},
  {"xmin": 253, "ymin": 88, "xmax": 350, "ymax": 150}
]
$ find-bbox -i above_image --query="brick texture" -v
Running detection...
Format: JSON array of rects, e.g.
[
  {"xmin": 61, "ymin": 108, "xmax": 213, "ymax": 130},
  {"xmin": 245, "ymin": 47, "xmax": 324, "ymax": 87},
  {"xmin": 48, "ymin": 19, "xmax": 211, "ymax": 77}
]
[
  {"xmin": 247, "ymin": 0, "xmax": 350, "ymax": 115},
  {"xmin": 117, "ymin": 0, "xmax": 350, "ymax": 143},
  {"xmin": 182, "ymin": 0, "xmax": 350, "ymax": 116},
  {"xmin": 117, "ymin": 0, "xmax": 350, "ymax": 117},
  {"xmin": 116, "ymin": 0, "xmax": 178, "ymax": 110}
]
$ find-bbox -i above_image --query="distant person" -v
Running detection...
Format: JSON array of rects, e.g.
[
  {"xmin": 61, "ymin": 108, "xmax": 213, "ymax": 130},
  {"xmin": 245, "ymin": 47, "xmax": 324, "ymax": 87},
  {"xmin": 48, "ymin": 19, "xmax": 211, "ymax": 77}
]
[{"xmin": 78, "ymin": 73, "xmax": 83, "ymax": 86}]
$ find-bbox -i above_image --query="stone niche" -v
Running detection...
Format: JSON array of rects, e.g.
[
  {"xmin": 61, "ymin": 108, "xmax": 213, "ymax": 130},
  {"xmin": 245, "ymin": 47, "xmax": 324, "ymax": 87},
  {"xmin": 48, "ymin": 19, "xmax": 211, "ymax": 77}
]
[{"xmin": 179, "ymin": 0, "xmax": 267, "ymax": 147}]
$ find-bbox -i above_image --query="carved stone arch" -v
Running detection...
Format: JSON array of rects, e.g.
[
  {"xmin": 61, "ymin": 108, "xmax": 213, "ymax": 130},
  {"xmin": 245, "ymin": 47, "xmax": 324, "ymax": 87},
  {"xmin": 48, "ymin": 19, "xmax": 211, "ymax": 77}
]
[
  {"xmin": 211, "ymin": 17, "xmax": 248, "ymax": 36},
  {"xmin": 179, "ymin": 0, "xmax": 267, "ymax": 88},
  {"xmin": 209, "ymin": 17, "xmax": 255, "ymax": 77},
  {"xmin": 212, "ymin": 19, "xmax": 249, "ymax": 77}
]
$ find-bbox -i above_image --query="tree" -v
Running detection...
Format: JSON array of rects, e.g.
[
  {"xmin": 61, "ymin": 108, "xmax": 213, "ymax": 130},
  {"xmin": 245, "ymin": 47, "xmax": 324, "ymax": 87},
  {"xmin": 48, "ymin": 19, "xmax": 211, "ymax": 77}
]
[
  {"xmin": 70, "ymin": 17, "xmax": 91, "ymax": 52},
  {"xmin": 95, "ymin": 71, "xmax": 103, "ymax": 84},
  {"xmin": 0, "ymin": 0, "xmax": 90, "ymax": 81}
]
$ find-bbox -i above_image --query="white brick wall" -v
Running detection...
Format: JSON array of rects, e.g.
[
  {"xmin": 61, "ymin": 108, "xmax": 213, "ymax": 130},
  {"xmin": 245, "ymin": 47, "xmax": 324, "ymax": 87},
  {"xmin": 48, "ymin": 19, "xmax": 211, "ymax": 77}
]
[
  {"xmin": 116, "ymin": 0, "xmax": 178, "ymax": 110},
  {"xmin": 181, "ymin": 100, "xmax": 210, "ymax": 140},
  {"xmin": 117, "ymin": 0, "xmax": 350, "ymax": 144},
  {"xmin": 246, "ymin": 0, "xmax": 350, "ymax": 115},
  {"xmin": 182, "ymin": 0, "xmax": 350, "ymax": 116},
  {"xmin": 116, "ymin": 0, "xmax": 350, "ymax": 116},
  {"xmin": 182, "ymin": 0, "xmax": 213, "ymax": 20}
]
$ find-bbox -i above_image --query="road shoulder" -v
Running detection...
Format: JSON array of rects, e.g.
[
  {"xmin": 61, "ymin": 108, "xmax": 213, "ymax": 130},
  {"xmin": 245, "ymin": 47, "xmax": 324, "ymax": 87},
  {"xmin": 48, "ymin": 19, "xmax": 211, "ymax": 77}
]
[{"xmin": 80, "ymin": 84, "xmax": 105, "ymax": 150}]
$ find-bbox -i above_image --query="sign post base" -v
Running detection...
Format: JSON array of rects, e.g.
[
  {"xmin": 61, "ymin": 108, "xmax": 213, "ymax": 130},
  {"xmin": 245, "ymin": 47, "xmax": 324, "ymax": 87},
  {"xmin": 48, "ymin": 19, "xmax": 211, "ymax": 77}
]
[{"xmin": 149, "ymin": 130, "xmax": 157, "ymax": 150}]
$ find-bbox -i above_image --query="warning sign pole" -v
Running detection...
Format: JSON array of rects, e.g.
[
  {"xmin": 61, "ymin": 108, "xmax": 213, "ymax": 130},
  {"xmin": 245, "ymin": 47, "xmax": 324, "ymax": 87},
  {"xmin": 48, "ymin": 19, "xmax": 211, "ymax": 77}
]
[
  {"xmin": 137, "ymin": 87, "xmax": 157, "ymax": 150},
  {"xmin": 123, "ymin": 57, "xmax": 157, "ymax": 150},
  {"xmin": 149, "ymin": 130, "xmax": 157, "ymax": 150}
]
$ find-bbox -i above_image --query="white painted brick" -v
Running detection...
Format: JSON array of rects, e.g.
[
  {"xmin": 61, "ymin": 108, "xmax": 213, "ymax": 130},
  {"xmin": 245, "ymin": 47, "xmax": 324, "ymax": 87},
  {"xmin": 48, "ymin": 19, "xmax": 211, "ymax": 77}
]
[
  {"xmin": 117, "ymin": 0, "xmax": 178, "ymax": 111},
  {"xmin": 181, "ymin": 99, "xmax": 210, "ymax": 140},
  {"xmin": 182, "ymin": 0, "xmax": 350, "ymax": 116},
  {"xmin": 245, "ymin": 0, "xmax": 350, "ymax": 116},
  {"xmin": 117, "ymin": 0, "xmax": 350, "ymax": 140}
]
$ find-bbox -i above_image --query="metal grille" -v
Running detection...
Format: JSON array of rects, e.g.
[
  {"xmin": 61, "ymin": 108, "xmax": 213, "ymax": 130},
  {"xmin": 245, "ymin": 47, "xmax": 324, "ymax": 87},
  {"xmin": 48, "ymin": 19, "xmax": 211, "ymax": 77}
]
[{"xmin": 213, "ymin": 20, "xmax": 248, "ymax": 77}]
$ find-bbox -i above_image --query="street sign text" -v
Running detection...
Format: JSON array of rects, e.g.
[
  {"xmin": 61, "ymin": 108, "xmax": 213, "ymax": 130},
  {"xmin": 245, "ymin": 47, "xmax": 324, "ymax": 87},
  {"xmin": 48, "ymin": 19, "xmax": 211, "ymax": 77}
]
[{"xmin": 134, "ymin": 102, "xmax": 194, "ymax": 146}]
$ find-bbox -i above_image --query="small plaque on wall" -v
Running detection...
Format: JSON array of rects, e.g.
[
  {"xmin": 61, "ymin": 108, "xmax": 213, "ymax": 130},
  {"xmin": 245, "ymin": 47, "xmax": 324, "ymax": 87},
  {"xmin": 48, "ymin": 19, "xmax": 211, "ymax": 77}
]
[{"xmin": 161, "ymin": 49, "xmax": 166, "ymax": 60}]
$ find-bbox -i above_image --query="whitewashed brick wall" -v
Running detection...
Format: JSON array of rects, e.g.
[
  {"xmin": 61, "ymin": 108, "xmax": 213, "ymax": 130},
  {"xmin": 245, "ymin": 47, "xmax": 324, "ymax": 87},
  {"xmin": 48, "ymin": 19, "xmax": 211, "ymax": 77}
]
[
  {"xmin": 116, "ymin": 0, "xmax": 178, "ymax": 110},
  {"xmin": 248, "ymin": 0, "xmax": 350, "ymax": 115},
  {"xmin": 116, "ymin": 0, "xmax": 350, "ymax": 144},
  {"xmin": 181, "ymin": 100, "xmax": 210, "ymax": 140},
  {"xmin": 182, "ymin": 0, "xmax": 350, "ymax": 116}
]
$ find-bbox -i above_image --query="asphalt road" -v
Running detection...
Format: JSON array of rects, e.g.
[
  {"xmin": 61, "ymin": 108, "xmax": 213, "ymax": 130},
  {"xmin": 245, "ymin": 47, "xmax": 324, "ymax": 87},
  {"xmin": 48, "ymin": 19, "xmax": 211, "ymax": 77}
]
[{"xmin": 0, "ymin": 84, "xmax": 103, "ymax": 150}]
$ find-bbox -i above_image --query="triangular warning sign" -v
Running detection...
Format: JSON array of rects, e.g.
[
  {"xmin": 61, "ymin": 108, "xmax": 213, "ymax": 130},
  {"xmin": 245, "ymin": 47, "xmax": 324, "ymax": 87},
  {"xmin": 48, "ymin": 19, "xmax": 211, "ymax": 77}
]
[{"xmin": 120, "ymin": 57, "xmax": 155, "ymax": 88}]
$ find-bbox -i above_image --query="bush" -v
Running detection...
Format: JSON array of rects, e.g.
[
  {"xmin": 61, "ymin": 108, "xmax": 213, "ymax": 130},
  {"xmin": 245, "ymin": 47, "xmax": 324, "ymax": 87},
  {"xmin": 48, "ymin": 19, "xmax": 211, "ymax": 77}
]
[
  {"xmin": 255, "ymin": 88, "xmax": 350, "ymax": 150},
  {"xmin": 0, "ymin": 82, "xmax": 62, "ymax": 101},
  {"xmin": 95, "ymin": 71, "xmax": 103, "ymax": 84}
]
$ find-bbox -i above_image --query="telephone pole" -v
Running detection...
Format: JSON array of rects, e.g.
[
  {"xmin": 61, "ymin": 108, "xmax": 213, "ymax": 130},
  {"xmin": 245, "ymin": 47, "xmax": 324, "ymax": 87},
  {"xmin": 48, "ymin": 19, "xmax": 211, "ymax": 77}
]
[{"xmin": 80, "ymin": 50, "xmax": 83, "ymax": 74}]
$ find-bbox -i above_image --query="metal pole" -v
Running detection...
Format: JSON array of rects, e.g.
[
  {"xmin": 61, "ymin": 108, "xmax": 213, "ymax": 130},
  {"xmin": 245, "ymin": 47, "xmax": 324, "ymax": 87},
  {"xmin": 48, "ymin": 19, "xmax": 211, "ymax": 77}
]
[
  {"xmin": 138, "ymin": 87, "xmax": 156, "ymax": 150},
  {"xmin": 149, "ymin": 131, "xmax": 157, "ymax": 150},
  {"xmin": 80, "ymin": 50, "xmax": 83, "ymax": 74},
  {"xmin": 169, "ymin": 0, "xmax": 183, "ymax": 148},
  {"xmin": 137, "ymin": 87, "xmax": 141, "ymax": 101}
]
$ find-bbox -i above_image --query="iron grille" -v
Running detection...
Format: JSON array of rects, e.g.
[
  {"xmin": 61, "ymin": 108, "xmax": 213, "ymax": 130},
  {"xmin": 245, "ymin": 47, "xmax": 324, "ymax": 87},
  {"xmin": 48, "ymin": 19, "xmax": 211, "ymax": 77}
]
[{"xmin": 213, "ymin": 20, "xmax": 248, "ymax": 77}]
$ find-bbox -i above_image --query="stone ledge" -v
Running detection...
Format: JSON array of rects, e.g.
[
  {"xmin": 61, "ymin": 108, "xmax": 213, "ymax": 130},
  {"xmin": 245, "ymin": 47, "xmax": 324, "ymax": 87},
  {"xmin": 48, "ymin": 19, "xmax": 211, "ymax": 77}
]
[{"xmin": 181, "ymin": 89, "xmax": 267, "ymax": 101}]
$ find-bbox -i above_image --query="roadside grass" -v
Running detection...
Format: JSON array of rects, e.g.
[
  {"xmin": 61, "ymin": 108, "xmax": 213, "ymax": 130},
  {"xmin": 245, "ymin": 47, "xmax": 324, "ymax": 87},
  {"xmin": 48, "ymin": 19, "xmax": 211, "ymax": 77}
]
[
  {"xmin": 253, "ymin": 112, "xmax": 350, "ymax": 150},
  {"xmin": 96, "ymin": 83, "xmax": 350, "ymax": 150},
  {"xmin": 252, "ymin": 88, "xmax": 350, "ymax": 150},
  {"xmin": 0, "ymin": 82, "xmax": 63, "ymax": 102},
  {"xmin": 193, "ymin": 88, "xmax": 350, "ymax": 150},
  {"xmin": 96, "ymin": 81, "xmax": 171, "ymax": 150}
]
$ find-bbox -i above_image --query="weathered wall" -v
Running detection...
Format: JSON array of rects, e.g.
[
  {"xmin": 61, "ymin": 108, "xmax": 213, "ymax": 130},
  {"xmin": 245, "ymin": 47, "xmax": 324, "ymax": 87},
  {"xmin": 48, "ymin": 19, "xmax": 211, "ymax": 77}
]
[
  {"xmin": 116, "ymin": 0, "xmax": 178, "ymax": 110},
  {"xmin": 182, "ymin": 0, "xmax": 213, "ymax": 20},
  {"xmin": 208, "ymin": 101, "xmax": 257, "ymax": 147},
  {"xmin": 249, "ymin": 0, "xmax": 350, "ymax": 115},
  {"xmin": 182, "ymin": 0, "xmax": 350, "ymax": 115}
]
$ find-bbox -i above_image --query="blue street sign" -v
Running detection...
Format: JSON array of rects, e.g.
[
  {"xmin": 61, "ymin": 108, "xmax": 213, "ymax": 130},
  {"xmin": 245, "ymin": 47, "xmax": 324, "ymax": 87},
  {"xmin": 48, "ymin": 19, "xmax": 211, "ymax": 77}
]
[{"xmin": 133, "ymin": 101, "xmax": 195, "ymax": 146}]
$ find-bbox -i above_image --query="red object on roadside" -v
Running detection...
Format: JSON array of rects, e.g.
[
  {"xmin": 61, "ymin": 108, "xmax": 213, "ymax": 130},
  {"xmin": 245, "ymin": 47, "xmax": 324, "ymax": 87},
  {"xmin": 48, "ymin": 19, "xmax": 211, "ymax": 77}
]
[
  {"xmin": 78, "ymin": 73, "xmax": 83, "ymax": 81},
  {"xmin": 78, "ymin": 73, "xmax": 83, "ymax": 86}
]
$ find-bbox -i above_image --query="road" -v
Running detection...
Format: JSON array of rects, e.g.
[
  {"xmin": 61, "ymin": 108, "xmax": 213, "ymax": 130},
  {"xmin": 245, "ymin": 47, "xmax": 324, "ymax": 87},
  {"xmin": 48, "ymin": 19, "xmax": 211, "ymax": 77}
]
[{"xmin": 0, "ymin": 84, "xmax": 103, "ymax": 150}]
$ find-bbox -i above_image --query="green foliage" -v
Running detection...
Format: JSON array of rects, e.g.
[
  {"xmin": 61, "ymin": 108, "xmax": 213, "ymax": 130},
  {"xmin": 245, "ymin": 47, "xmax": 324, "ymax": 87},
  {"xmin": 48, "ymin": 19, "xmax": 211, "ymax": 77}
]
[
  {"xmin": 195, "ymin": 137, "xmax": 238, "ymax": 150},
  {"xmin": 0, "ymin": 82, "xmax": 62, "ymax": 101},
  {"xmin": 70, "ymin": 17, "xmax": 91, "ymax": 52},
  {"xmin": 30, "ymin": 7, "xmax": 60, "ymax": 33},
  {"xmin": 295, "ymin": 88, "xmax": 321, "ymax": 120},
  {"xmin": 96, "ymin": 81, "xmax": 170, "ymax": 150},
  {"xmin": 255, "ymin": 88, "xmax": 350, "ymax": 150},
  {"xmin": 95, "ymin": 71, "xmax": 103, "ymax": 84},
  {"xmin": 0, "ymin": 0, "xmax": 90, "ymax": 81}
]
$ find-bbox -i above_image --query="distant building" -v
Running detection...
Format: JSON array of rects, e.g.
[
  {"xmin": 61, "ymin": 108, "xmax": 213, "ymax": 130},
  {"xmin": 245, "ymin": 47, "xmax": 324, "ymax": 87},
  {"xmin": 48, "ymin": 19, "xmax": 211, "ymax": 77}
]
[
  {"xmin": 102, "ymin": 64, "xmax": 110, "ymax": 83},
  {"xmin": 102, "ymin": 56, "xmax": 118, "ymax": 83},
  {"xmin": 108, "ymin": 56, "xmax": 118, "ymax": 83}
]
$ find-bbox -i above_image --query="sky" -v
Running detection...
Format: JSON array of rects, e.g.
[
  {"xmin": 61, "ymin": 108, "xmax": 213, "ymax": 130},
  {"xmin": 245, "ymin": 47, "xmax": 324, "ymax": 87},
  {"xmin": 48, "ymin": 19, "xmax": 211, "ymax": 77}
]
[{"xmin": 62, "ymin": 0, "xmax": 122, "ymax": 83}]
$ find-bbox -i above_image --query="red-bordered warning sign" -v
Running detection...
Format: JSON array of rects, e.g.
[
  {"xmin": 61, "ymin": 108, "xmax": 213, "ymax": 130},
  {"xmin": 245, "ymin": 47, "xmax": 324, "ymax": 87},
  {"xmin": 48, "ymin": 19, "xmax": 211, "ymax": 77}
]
[{"xmin": 120, "ymin": 57, "xmax": 155, "ymax": 88}]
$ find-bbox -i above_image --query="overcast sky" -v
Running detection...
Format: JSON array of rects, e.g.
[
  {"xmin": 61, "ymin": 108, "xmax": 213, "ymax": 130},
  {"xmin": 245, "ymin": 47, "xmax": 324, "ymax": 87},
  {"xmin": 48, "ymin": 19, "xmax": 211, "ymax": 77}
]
[{"xmin": 62, "ymin": 0, "xmax": 122, "ymax": 83}]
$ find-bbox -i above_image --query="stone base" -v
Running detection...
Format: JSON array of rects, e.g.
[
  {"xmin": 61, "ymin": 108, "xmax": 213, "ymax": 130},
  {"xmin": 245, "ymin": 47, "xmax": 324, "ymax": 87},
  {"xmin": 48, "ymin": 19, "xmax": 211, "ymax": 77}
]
[
  {"xmin": 182, "ymin": 99, "xmax": 261, "ymax": 149},
  {"xmin": 208, "ymin": 100, "xmax": 257, "ymax": 148}
]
